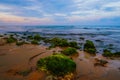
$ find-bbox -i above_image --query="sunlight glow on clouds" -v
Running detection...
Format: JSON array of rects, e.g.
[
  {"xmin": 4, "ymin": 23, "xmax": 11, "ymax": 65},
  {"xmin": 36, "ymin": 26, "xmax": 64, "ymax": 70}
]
[
  {"xmin": 0, "ymin": 0, "xmax": 120, "ymax": 25},
  {"xmin": 0, "ymin": 12, "xmax": 55, "ymax": 25}
]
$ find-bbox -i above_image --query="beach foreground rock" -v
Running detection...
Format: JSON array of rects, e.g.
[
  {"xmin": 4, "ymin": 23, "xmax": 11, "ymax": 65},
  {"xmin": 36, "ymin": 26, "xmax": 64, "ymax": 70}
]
[{"xmin": 0, "ymin": 42, "xmax": 120, "ymax": 80}]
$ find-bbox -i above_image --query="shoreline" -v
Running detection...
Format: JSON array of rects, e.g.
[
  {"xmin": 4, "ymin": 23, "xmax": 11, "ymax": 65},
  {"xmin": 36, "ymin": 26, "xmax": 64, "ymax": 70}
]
[
  {"xmin": 0, "ymin": 41, "xmax": 120, "ymax": 80},
  {"xmin": 1, "ymin": 31, "xmax": 120, "ymax": 53}
]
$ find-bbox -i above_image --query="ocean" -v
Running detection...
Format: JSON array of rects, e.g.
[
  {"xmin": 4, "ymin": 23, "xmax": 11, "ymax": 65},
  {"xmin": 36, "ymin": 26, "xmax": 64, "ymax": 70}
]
[{"xmin": 0, "ymin": 25, "xmax": 120, "ymax": 53}]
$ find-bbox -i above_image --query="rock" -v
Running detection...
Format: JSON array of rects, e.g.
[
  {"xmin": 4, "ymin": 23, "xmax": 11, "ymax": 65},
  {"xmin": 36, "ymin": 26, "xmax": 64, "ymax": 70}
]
[{"xmin": 94, "ymin": 58, "xmax": 108, "ymax": 67}]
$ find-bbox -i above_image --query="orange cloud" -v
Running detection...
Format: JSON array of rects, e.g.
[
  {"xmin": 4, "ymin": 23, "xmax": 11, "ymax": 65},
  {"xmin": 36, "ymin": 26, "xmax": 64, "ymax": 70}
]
[{"xmin": 0, "ymin": 12, "xmax": 55, "ymax": 25}]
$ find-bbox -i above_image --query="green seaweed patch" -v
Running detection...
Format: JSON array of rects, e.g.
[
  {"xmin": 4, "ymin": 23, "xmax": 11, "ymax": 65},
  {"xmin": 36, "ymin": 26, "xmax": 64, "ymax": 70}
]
[
  {"xmin": 102, "ymin": 49, "xmax": 120, "ymax": 57},
  {"xmin": 31, "ymin": 40, "xmax": 39, "ymax": 45},
  {"xmin": 49, "ymin": 37, "xmax": 69, "ymax": 48},
  {"xmin": 102, "ymin": 49, "xmax": 113, "ymax": 57},
  {"xmin": 62, "ymin": 47, "xmax": 78, "ymax": 56},
  {"xmin": 37, "ymin": 54, "xmax": 76, "ymax": 76},
  {"xmin": 27, "ymin": 35, "xmax": 34, "ymax": 40},
  {"xmin": 114, "ymin": 52, "xmax": 120, "ymax": 57},
  {"xmin": 27, "ymin": 34, "xmax": 42, "ymax": 41},
  {"xmin": 33, "ymin": 34, "xmax": 41, "ymax": 41},
  {"xmin": 16, "ymin": 41, "xmax": 26, "ymax": 46},
  {"xmin": 6, "ymin": 36, "xmax": 17, "ymax": 43},
  {"xmin": 49, "ymin": 37, "xmax": 79, "ymax": 49},
  {"xmin": 43, "ymin": 38, "xmax": 51, "ymax": 43},
  {"xmin": 84, "ymin": 40, "xmax": 96, "ymax": 54},
  {"xmin": 69, "ymin": 41, "xmax": 79, "ymax": 49}
]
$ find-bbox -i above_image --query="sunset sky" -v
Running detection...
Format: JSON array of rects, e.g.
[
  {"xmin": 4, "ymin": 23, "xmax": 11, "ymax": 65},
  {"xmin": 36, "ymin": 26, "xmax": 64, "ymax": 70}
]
[{"xmin": 0, "ymin": 0, "xmax": 120, "ymax": 25}]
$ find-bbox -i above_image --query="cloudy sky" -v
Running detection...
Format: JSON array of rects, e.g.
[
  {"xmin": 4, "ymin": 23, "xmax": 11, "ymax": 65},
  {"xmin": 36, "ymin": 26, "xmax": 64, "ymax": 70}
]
[{"xmin": 0, "ymin": 0, "xmax": 120, "ymax": 25}]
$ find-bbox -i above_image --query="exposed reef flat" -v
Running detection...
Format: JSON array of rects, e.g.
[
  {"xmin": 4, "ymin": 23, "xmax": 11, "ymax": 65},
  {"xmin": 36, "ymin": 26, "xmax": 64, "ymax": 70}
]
[{"xmin": 0, "ymin": 40, "xmax": 120, "ymax": 80}]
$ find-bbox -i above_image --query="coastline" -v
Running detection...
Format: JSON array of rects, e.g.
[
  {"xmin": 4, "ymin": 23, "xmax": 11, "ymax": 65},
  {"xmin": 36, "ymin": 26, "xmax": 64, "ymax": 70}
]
[{"xmin": 0, "ymin": 38, "xmax": 120, "ymax": 80}]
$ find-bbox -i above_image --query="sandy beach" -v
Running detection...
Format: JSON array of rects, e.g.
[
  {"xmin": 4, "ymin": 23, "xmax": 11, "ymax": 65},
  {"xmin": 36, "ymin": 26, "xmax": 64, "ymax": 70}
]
[
  {"xmin": 0, "ymin": 39, "xmax": 120, "ymax": 80},
  {"xmin": 0, "ymin": 0, "xmax": 120, "ymax": 79}
]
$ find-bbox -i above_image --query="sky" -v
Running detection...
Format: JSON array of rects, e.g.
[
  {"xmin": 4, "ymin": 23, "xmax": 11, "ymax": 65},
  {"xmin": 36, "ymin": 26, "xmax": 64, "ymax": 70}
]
[{"xmin": 0, "ymin": 0, "xmax": 120, "ymax": 25}]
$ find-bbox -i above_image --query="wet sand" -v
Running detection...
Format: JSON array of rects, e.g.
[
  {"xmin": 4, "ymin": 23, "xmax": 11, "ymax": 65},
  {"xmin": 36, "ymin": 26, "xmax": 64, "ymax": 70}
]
[
  {"xmin": 73, "ymin": 51, "xmax": 120, "ymax": 80},
  {"xmin": 0, "ymin": 43, "xmax": 120, "ymax": 80}
]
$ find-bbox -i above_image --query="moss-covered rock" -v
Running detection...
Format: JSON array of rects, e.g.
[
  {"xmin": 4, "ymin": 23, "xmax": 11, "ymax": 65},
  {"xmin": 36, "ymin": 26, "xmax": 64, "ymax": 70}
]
[
  {"xmin": 114, "ymin": 52, "xmax": 120, "ymax": 57},
  {"xmin": 37, "ymin": 54, "xmax": 76, "ymax": 76},
  {"xmin": 16, "ymin": 41, "xmax": 26, "ymax": 46},
  {"xmin": 102, "ymin": 49, "xmax": 120, "ymax": 57},
  {"xmin": 27, "ymin": 35, "xmax": 33, "ymax": 40},
  {"xmin": 102, "ymin": 49, "xmax": 113, "ymax": 57},
  {"xmin": 49, "ymin": 37, "xmax": 79, "ymax": 49},
  {"xmin": 50, "ymin": 37, "xmax": 69, "ymax": 47},
  {"xmin": 43, "ymin": 38, "xmax": 51, "ymax": 43},
  {"xmin": 33, "ymin": 34, "xmax": 41, "ymax": 41},
  {"xmin": 31, "ymin": 40, "xmax": 39, "ymax": 45},
  {"xmin": 69, "ymin": 41, "xmax": 79, "ymax": 49},
  {"xmin": 62, "ymin": 47, "xmax": 77, "ymax": 56},
  {"xmin": 84, "ymin": 40, "xmax": 96, "ymax": 54},
  {"xmin": 6, "ymin": 36, "xmax": 17, "ymax": 43}
]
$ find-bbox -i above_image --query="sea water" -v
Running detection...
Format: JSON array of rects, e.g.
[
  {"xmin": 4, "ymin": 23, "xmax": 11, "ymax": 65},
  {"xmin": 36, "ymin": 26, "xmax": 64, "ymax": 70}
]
[{"xmin": 0, "ymin": 25, "xmax": 120, "ymax": 53}]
